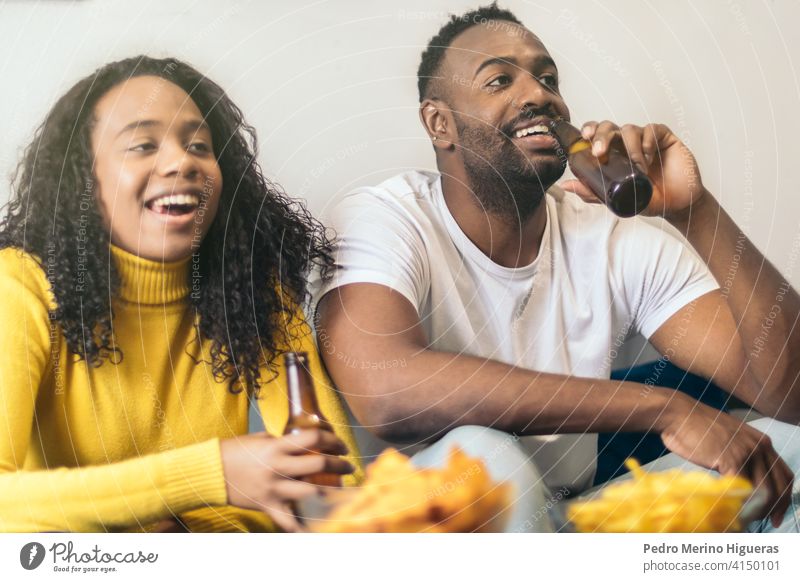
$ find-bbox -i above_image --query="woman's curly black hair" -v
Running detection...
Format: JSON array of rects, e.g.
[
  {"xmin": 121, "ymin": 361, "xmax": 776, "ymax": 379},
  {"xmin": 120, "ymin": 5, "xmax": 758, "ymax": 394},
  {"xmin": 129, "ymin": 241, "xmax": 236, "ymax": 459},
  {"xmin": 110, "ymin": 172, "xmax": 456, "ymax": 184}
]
[{"xmin": 0, "ymin": 55, "xmax": 333, "ymax": 394}]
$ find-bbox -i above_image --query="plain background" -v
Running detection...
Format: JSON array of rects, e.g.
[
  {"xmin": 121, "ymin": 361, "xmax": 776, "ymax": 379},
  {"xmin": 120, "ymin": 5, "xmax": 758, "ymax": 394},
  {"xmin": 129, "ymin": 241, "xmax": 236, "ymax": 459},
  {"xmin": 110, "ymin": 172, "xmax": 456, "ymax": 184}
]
[{"xmin": 1, "ymin": 0, "xmax": 799, "ymax": 371}]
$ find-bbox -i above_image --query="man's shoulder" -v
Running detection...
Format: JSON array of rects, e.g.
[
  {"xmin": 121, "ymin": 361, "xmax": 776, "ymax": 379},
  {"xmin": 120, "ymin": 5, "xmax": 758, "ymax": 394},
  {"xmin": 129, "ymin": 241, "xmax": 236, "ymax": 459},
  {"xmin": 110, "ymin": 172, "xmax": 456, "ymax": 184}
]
[{"xmin": 337, "ymin": 170, "xmax": 440, "ymax": 209}]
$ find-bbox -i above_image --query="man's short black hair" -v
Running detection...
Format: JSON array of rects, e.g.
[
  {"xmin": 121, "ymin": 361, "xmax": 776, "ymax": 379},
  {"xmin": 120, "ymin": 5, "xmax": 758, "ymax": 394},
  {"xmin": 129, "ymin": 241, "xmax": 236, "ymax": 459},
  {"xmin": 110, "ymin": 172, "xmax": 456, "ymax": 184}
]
[{"xmin": 417, "ymin": 2, "xmax": 523, "ymax": 102}]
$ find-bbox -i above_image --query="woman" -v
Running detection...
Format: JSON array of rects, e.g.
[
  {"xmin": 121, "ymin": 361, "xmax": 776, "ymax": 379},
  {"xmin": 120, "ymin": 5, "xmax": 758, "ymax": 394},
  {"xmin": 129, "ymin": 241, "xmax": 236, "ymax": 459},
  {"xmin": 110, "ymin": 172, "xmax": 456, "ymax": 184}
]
[{"xmin": 0, "ymin": 56, "xmax": 362, "ymax": 532}]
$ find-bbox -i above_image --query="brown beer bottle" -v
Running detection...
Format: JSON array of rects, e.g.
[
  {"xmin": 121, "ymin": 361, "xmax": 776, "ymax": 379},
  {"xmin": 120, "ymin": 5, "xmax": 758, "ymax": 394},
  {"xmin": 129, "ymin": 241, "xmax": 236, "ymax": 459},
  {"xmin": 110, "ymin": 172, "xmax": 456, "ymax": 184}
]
[
  {"xmin": 283, "ymin": 351, "xmax": 342, "ymax": 488},
  {"xmin": 548, "ymin": 118, "xmax": 652, "ymax": 217}
]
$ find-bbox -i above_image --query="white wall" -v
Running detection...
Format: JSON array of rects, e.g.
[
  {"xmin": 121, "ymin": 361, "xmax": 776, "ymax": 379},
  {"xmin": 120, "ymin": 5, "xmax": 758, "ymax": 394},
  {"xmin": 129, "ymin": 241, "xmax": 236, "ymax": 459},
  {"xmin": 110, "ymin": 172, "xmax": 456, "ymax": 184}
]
[{"xmin": 1, "ymin": 0, "xmax": 799, "ymax": 279}]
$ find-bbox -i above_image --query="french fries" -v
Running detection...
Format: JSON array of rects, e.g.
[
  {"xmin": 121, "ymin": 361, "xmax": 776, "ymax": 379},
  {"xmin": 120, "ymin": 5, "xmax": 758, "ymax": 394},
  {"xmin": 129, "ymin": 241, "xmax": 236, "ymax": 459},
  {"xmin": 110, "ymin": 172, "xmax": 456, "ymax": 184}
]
[
  {"xmin": 314, "ymin": 447, "xmax": 512, "ymax": 533},
  {"xmin": 568, "ymin": 459, "xmax": 754, "ymax": 533}
]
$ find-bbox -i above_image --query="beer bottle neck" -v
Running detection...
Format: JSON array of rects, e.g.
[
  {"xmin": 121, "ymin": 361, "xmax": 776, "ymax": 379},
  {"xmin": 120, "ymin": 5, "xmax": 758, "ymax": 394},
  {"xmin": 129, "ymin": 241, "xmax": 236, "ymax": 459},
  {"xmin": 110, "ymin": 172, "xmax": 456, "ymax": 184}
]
[
  {"xmin": 284, "ymin": 352, "xmax": 324, "ymax": 425},
  {"xmin": 548, "ymin": 118, "xmax": 589, "ymax": 153}
]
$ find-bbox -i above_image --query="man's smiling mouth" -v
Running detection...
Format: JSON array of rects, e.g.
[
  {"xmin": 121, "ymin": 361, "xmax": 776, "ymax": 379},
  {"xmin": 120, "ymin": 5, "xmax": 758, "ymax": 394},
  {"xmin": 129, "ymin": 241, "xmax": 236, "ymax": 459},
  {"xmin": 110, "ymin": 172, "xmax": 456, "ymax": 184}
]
[
  {"xmin": 505, "ymin": 116, "xmax": 560, "ymax": 151},
  {"xmin": 514, "ymin": 124, "xmax": 551, "ymax": 138},
  {"xmin": 511, "ymin": 125, "xmax": 558, "ymax": 151}
]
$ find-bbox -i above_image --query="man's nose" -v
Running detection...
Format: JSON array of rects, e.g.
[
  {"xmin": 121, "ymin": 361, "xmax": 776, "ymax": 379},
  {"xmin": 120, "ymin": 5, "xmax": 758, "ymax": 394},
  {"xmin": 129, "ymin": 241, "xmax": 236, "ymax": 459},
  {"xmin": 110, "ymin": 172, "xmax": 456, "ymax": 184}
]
[
  {"xmin": 156, "ymin": 141, "xmax": 200, "ymax": 178},
  {"xmin": 514, "ymin": 73, "xmax": 557, "ymax": 113}
]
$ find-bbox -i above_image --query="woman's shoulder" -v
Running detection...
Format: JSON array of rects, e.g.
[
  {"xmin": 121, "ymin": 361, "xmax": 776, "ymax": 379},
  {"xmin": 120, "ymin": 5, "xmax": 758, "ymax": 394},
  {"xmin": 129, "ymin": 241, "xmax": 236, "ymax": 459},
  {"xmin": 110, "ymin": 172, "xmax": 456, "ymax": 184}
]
[{"xmin": 0, "ymin": 246, "xmax": 53, "ymax": 304}]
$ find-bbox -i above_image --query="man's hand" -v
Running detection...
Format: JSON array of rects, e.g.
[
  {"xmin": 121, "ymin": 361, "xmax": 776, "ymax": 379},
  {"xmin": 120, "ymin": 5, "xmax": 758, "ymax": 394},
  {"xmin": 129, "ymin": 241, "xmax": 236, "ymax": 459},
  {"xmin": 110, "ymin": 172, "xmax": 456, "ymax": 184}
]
[
  {"xmin": 559, "ymin": 120, "xmax": 708, "ymax": 220},
  {"xmin": 661, "ymin": 394, "xmax": 794, "ymax": 527}
]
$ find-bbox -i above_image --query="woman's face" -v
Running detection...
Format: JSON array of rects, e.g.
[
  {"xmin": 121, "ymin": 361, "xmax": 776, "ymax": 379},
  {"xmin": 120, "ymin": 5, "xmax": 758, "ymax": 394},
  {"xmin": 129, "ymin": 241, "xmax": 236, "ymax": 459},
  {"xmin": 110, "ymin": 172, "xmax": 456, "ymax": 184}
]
[{"xmin": 91, "ymin": 75, "xmax": 223, "ymax": 262}]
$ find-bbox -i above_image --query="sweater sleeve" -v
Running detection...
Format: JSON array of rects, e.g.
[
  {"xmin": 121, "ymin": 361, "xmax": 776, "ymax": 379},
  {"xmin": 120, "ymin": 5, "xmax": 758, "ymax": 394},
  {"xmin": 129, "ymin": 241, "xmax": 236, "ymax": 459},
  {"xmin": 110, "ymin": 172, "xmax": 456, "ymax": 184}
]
[{"xmin": 0, "ymin": 249, "xmax": 228, "ymax": 532}]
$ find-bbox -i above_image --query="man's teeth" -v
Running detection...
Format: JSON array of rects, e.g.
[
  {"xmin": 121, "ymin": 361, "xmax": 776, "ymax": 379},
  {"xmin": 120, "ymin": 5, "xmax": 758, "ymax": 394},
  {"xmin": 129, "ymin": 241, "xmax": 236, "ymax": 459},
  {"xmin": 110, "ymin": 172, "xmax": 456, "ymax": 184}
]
[
  {"xmin": 151, "ymin": 193, "xmax": 199, "ymax": 209},
  {"xmin": 515, "ymin": 124, "xmax": 551, "ymax": 138}
]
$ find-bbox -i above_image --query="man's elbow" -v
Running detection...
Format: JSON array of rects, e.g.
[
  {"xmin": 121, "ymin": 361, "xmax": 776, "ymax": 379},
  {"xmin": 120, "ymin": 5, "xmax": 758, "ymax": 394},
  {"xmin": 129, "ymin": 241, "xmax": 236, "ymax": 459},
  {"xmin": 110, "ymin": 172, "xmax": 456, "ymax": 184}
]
[
  {"xmin": 773, "ymin": 410, "xmax": 800, "ymax": 426},
  {"xmin": 769, "ymin": 369, "xmax": 800, "ymax": 425},
  {"xmin": 770, "ymin": 397, "xmax": 800, "ymax": 426},
  {"xmin": 758, "ymin": 382, "xmax": 800, "ymax": 426},
  {"xmin": 340, "ymin": 379, "xmax": 445, "ymax": 443},
  {"xmin": 366, "ymin": 406, "xmax": 449, "ymax": 443}
]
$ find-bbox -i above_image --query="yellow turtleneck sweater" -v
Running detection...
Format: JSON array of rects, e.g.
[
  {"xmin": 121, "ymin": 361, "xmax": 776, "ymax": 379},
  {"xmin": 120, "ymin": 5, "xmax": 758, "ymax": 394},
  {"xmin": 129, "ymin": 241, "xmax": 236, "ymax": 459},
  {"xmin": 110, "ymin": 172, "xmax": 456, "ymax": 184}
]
[{"xmin": 0, "ymin": 245, "xmax": 363, "ymax": 532}]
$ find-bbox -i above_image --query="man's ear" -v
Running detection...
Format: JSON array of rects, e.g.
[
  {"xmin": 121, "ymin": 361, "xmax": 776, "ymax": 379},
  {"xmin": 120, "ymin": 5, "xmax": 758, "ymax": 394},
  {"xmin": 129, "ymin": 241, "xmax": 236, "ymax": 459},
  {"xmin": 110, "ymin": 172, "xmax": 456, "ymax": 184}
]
[{"xmin": 419, "ymin": 99, "xmax": 456, "ymax": 150}]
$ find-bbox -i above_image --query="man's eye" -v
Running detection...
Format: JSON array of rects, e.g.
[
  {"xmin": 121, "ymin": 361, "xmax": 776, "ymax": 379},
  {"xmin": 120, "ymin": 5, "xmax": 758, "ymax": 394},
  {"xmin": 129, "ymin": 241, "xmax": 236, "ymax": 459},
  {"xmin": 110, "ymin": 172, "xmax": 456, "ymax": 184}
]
[
  {"xmin": 486, "ymin": 75, "xmax": 512, "ymax": 88},
  {"xmin": 537, "ymin": 74, "xmax": 559, "ymax": 89}
]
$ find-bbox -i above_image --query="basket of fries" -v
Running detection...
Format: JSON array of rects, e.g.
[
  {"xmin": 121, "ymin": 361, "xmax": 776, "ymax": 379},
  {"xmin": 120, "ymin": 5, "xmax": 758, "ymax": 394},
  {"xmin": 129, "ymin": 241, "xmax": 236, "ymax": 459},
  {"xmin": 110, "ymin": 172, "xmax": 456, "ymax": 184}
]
[
  {"xmin": 305, "ymin": 447, "xmax": 512, "ymax": 533},
  {"xmin": 567, "ymin": 459, "xmax": 764, "ymax": 533}
]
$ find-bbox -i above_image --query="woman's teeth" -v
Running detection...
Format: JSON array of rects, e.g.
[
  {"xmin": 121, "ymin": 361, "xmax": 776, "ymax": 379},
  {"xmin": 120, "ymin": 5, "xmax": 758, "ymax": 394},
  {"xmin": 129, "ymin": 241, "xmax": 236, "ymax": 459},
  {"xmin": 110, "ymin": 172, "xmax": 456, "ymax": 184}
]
[
  {"xmin": 515, "ymin": 124, "xmax": 550, "ymax": 138},
  {"xmin": 148, "ymin": 193, "xmax": 200, "ymax": 215}
]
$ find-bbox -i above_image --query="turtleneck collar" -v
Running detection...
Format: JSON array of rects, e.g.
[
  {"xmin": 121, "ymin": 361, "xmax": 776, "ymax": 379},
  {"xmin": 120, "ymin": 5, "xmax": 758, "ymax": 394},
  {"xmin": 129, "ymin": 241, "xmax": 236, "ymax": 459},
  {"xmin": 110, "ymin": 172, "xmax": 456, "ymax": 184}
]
[{"xmin": 110, "ymin": 245, "xmax": 191, "ymax": 305}]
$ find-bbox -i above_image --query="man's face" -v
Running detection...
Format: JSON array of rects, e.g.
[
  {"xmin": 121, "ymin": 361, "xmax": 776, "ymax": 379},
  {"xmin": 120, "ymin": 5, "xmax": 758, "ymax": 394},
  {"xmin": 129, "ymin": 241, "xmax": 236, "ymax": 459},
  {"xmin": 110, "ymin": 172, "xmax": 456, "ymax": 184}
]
[{"xmin": 439, "ymin": 22, "xmax": 571, "ymax": 216}]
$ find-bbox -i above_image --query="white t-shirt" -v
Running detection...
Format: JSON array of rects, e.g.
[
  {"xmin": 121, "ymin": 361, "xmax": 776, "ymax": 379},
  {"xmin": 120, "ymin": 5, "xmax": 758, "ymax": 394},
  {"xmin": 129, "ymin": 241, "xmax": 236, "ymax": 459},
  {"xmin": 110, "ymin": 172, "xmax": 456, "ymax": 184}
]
[{"xmin": 315, "ymin": 170, "xmax": 719, "ymax": 492}]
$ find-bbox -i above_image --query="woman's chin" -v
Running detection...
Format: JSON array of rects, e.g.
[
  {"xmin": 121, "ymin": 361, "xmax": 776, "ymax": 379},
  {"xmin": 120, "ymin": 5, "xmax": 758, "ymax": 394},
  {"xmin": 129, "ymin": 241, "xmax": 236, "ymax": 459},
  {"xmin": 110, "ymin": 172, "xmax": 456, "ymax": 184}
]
[
  {"xmin": 148, "ymin": 242, "xmax": 196, "ymax": 263},
  {"xmin": 114, "ymin": 239, "xmax": 198, "ymax": 263}
]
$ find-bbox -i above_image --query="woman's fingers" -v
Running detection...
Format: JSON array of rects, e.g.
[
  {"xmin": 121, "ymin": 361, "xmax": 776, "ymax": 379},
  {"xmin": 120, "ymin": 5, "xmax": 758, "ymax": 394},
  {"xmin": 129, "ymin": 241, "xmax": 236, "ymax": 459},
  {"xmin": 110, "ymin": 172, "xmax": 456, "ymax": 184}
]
[
  {"xmin": 278, "ymin": 429, "xmax": 348, "ymax": 456},
  {"xmin": 271, "ymin": 478, "xmax": 323, "ymax": 501},
  {"xmin": 265, "ymin": 502, "xmax": 307, "ymax": 533},
  {"xmin": 275, "ymin": 453, "xmax": 355, "ymax": 478}
]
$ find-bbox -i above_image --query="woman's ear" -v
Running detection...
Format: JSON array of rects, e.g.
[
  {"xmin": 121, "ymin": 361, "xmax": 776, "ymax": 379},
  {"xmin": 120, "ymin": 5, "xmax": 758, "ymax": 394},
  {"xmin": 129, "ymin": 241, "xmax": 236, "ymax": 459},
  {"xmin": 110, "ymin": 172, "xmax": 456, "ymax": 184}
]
[{"xmin": 419, "ymin": 99, "xmax": 455, "ymax": 150}]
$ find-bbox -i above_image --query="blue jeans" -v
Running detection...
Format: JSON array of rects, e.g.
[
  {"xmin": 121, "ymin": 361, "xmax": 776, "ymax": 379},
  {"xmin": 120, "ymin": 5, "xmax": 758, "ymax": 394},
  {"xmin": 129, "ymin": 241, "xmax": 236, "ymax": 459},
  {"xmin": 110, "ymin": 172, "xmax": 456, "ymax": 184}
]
[{"xmin": 411, "ymin": 417, "xmax": 800, "ymax": 533}]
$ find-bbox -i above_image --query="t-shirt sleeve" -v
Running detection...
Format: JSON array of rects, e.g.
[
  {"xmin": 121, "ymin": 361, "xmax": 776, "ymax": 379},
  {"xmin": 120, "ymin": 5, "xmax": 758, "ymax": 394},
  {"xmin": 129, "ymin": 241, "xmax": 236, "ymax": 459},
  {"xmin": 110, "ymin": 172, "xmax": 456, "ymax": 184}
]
[
  {"xmin": 314, "ymin": 190, "xmax": 429, "ymax": 311},
  {"xmin": 609, "ymin": 217, "xmax": 720, "ymax": 340}
]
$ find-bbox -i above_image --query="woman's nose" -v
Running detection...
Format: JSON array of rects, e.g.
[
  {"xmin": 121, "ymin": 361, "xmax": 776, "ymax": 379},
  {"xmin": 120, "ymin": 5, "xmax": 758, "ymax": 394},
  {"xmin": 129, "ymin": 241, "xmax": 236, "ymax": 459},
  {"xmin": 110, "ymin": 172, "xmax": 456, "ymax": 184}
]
[{"xmin": 156, "ymin": 141, "xmax": 200, "ymax": 178}]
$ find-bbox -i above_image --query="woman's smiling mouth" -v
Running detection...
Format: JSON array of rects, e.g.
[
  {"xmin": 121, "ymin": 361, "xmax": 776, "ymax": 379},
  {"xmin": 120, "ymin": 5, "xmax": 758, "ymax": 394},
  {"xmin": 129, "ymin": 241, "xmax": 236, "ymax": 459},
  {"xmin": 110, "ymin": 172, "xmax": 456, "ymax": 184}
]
[
  {"xmin": 145, "ymin": 191, "xmax": 201, "ymax": 217},
  {"xmin": 143, "ymin": 190, "xmax": 206, "ymax": 228}
]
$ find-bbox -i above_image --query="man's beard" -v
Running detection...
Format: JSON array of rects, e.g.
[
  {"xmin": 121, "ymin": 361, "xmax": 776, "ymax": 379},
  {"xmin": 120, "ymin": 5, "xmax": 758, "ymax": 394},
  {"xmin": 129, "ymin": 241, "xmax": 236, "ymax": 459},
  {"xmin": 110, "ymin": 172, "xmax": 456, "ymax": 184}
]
[{"xmin": 454, "ymin": 115, "xmax": 566, "ymax": 224}]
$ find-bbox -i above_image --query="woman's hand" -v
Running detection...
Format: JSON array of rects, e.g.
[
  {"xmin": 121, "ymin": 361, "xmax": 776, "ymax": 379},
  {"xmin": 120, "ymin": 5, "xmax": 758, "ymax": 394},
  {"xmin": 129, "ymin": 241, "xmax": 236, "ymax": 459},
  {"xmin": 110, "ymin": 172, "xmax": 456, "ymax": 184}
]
[
  {"xmin": 560, "ymin": 120, "xmax": 709, "ymax": 220},
  {"xmin": 220, "ymin": 429, "xmax": 355, "ymax": 532}
]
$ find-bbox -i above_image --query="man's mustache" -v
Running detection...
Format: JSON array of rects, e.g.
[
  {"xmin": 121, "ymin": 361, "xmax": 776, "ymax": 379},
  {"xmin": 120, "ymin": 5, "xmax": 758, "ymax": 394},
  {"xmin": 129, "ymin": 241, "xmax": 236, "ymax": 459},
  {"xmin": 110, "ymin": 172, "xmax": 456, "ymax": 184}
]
[{"xmin": 500, "ymin": 108, "xmax": 560, "ymax": 137}]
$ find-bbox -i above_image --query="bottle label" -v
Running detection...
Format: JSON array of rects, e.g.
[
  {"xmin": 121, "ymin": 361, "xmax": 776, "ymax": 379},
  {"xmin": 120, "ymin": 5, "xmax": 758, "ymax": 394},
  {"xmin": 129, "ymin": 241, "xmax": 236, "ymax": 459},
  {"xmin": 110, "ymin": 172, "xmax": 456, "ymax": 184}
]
[{"xmin": 569, "ymin": 140, "xmax": 591, "ymax": 155}]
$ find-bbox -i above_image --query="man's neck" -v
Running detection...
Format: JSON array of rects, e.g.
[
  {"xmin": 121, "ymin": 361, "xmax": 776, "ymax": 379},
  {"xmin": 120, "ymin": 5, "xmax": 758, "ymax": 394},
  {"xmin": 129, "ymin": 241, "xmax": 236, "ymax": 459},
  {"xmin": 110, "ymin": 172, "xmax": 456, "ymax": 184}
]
[{"xmin": 439, "ymin": 170, "xmax": 548, "ymax": 269}]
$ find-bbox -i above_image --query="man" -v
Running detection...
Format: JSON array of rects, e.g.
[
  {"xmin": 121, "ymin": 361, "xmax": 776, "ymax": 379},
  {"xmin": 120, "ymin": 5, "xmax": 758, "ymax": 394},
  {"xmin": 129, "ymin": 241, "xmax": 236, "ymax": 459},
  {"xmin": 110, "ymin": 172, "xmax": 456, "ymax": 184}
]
[{"xmin": 314, "ymin": 4, "xmax": 799, "ymax": 532}]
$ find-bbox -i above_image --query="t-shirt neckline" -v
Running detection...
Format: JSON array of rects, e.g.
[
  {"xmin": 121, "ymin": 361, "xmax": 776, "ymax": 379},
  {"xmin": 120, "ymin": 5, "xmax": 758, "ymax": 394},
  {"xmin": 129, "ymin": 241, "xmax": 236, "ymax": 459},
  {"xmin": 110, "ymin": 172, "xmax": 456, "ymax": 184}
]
[{"xmin": 432, "ymin": 175, "xmax": 551, "ymax": 280}]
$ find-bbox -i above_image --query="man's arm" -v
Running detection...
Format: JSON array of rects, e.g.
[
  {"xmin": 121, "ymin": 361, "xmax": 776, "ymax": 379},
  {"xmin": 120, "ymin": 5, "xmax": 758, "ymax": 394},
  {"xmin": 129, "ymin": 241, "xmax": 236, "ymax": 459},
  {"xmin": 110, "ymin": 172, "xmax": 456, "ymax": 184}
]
[
  {"xmin": 668, "ymin": 194, "xmax": 800, "ymax": 423},
  {"xmin": 650, "ymin": 285, "xmax": 800, "ymax": 424},
  {"xmin": 318, "ymin": 283, "xmax": 791, "ymax": 523},
  {"xmin": 569, "ymin": 120, "xmax": 800, "ymax": 424},
  {"xmin": 318, "ymin": 284, "xmax": 679, "ymax": 443}
]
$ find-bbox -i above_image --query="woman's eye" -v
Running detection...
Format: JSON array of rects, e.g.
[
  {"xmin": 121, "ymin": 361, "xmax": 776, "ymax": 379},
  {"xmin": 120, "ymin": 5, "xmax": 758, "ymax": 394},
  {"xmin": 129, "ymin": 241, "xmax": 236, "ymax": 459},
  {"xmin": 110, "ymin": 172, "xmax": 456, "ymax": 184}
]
[
  {"xmin": 188, "ymin": 142, "xmax": 211, "ymax": 153},
  {"xmin": 486, "ymin": 75, "xmax": 511, "ymax": 88},
  {"xmin": 129, "ymin": 142, "xmax": 156, "ymax": 152}
]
